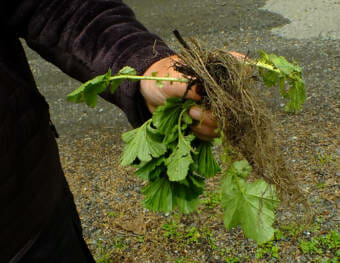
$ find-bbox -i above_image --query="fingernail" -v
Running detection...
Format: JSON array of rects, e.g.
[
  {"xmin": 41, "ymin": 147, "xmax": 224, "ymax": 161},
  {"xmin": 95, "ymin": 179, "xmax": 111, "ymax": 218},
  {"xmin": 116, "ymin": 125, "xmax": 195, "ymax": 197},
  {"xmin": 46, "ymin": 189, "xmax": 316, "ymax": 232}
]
[{"xmin": 190, "ymin": 107, "xmax": 201, "ymax": 120}]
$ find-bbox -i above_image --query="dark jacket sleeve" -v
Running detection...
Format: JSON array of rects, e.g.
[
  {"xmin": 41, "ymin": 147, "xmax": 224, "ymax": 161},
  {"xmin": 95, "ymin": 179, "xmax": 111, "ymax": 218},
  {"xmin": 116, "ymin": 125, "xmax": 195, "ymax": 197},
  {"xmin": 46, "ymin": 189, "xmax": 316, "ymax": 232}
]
[{"xmin": 6, "ymin": 0, "xmax": 175, "ymax": 127}]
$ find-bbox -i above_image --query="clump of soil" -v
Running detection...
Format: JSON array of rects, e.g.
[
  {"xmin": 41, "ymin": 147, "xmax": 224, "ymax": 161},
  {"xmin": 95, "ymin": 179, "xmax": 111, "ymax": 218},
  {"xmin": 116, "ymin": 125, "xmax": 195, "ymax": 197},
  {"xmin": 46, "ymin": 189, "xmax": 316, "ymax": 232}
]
[{"xmin": 173, "ymin": 31, "xmax": 308, "ymax": 209}]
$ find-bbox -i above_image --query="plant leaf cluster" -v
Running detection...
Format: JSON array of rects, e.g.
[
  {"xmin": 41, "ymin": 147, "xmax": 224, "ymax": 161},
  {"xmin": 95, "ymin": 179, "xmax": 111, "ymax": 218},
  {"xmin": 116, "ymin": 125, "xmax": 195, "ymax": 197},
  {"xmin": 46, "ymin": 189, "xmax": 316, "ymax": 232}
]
[
  {"xmin": 120, "ymin": 98, "xmax": 279, "ymax": 243},
  {"xmin": 257, "ymin": 51, "xmax": 306, "ymax": 112},
  {"xmin": 120, "ymin": 97, "xmax": 221, "ymax": 214}
]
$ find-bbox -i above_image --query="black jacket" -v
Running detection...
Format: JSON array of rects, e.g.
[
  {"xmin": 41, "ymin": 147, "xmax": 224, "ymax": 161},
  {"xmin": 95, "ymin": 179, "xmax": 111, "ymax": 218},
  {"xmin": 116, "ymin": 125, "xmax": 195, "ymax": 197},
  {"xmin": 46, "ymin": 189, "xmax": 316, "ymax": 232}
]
[{"xmin": 0, "ymin": 1, "xmax": 173, "ymax": 261}]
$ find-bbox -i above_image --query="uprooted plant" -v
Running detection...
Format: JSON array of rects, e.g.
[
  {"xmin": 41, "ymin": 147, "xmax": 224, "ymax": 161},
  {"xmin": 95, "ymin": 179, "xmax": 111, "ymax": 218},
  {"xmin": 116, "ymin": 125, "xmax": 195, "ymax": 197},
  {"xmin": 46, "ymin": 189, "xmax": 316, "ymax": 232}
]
[{"xmin": 67, "ymin": 31, "xmax": 309, "ymax": 243}]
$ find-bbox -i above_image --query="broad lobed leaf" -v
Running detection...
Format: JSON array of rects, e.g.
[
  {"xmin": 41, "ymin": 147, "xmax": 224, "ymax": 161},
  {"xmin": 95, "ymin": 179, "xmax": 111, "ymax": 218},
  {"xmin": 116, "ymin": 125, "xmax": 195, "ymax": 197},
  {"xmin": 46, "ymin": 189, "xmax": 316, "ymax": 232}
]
[
  {"xmin": 221, "ymin": 160, "xmax": 279, "ymax": 244},
  {"xmin": 165, "ymin": 134, "xmax": 195, "ymax": 181},
  {"xmin": 121, "ymin": 121, "xmax": 166, "ymax": 166},
  {"xmin": 67, "ymin": 69, "xmax": 112, "ymax": 107}
]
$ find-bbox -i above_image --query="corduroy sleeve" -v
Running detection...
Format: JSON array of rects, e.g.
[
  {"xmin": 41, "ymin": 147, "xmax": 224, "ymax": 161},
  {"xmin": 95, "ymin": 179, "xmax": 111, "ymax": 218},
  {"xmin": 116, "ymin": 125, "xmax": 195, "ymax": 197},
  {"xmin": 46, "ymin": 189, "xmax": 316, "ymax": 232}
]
[{"xmin": 6, "ymin": 0, "xmax": 174, "ymax": 127}]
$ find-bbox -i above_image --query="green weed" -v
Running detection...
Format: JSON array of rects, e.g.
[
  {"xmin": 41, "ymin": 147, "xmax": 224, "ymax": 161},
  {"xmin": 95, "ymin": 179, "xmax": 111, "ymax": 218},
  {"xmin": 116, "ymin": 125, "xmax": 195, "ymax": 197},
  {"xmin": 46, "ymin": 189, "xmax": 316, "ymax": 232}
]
[
  {"xmin": 201, "ymin": 192, "xmax": 222, "ymax": 209},
  {"xmin": 162, "ymin": 220, "xmax": 183, "ymax": 240},
  {"xmin": 313, "ymin": 152, "xmax": 335, "ymax": 168},
  {"xmin": 255, "ymin": 229, "xmax": 284, "ymax": 259},
  {"xmin": 280, "ymin": 222, "xmax": 305, "ymax": 237},
  {"xmin": 224, "ymin": 256, "xmax": 240, "ymax": 263},
  {"xmin": 113, "ymin": 237, "xmax": 127, "ymax": 250},
  {"xmin": 201, "ymin": 227, "xmax": 217, "ymax": 250},
  {"xmin": 94, "ymin": 240, "xmax": 112, "ymax": 263},
  {"xmin": 107, "ymin": 211, "xmax": 116, "ymax": 218},
  {"xmin": 299, "ymin": 230, "xmax": 339, "ymax": 260},
  {"xmin": 184, "ymin": 226, "xmax": 201, "ymax": 244},
  {"xmin": 256, "ymin": 241, "xmax": 279, "ymax": 259},
  {"xmin": 299, "ymin": 239, "xmax": 323, "ymax": 255}
]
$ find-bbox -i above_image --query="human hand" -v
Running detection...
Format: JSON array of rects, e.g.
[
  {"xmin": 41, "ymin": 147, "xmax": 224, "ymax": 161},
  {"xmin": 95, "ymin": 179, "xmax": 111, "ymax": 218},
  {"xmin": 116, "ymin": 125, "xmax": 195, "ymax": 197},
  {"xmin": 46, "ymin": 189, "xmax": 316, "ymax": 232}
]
[{"xmin": 140, "ymin": 55, "xmax": 218, "ymax": 141}]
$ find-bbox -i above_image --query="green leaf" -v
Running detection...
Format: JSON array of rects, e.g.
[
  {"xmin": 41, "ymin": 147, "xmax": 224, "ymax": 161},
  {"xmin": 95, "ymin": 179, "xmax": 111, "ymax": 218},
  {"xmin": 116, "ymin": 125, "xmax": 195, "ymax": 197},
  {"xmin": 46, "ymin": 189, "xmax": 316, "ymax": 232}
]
[
  {"xmin": 67, "ymin": 69, "xmax": 112, "ymax": 107},
  {"xmin": 259, "ymin": 50, "xmax": 270, "ymax": 62},
  {"xmin": 142, "ymin": 177, "xmax": 174, "ymax": 213},
  {"xmin": 232, "ymin": 160, "xmax": 252, "ymax": 179},
  {"xmin": 121, "ymin": 121, "xmax": 167, "ymax": 166},
  {"xmin": 121, "ymin": 128, "xmax": 137, "ymax": 144},
  {"xmin": 260, "ymin": 51, "xmax": 301, "ymax": 75},
  {"xmin": 193, "ymin": 141, "xmax": 221, "ymax": 178},
  {"xmin": 135, "ymin": 157, "xmax": 164, "ymax": 181},
  {"xmin": 152, "ymin": 98, "xmax": 185, "ymax": 135},
  {"xmin": 152, "ymin": 98, "xmax": 195, "ymax": 144},
  {"xmin": 182, "ymin": 112, "xmax": 193, "ymax": 125},
  {"xmin": 164, "ymin": 125, "xmax": 179, "ymax": 145},
  {"xmin": 165, "ymin": 134, "xmax": 195, "ymax": 181},
  {"xmin": 257, "ymin": 51, "xmax": 306, "ymax": 112},
  {"xmin": 285, "ymin": 78, "xmax": 306, "ymax": 112},
  {"xmin": 268, "ymin": 54, "xmax": 301, "ymax": 75},
  {"xmin": 213, "ymin": 137, "xmax": 223, "ymax": 145},
  {"xmin": 142, "ymin": 174, "xmax": 205, "ymax": 214},
  {"xmin": 221, "ymin": 160, "xmax": 279, "ymax": 244},
  {"xmin": 66, "ymin": 86, "xmax": 85, "ymax": 103},
  {"xmin": 109, "ymin": 66, "xmax": 138, "ymax": 94},
  {"xmin": 173, "ymin": 174, "xmax": 205, "ymax": 213},
  {"xmin": 118, "ymin": 66, "xmax": 137, "ymax": 76},
  {"xmin": 156, "ymin": 79, "xmax": 164, "ymax": 88},
  {"xmin": 261, "ymin": 69, "xmax": 279, "ymax": 88},
  {"xmin": 110, "ymin": 79, "xmax": 123, "ymax": 94}
]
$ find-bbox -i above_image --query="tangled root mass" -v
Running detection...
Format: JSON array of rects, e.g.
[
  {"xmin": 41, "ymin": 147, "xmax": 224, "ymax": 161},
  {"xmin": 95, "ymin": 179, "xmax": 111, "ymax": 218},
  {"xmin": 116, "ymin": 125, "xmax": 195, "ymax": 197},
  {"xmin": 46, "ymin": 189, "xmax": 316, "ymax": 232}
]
[{"xmin": 173, "ymin": 33, "xmax": 308, "ymax": 209}]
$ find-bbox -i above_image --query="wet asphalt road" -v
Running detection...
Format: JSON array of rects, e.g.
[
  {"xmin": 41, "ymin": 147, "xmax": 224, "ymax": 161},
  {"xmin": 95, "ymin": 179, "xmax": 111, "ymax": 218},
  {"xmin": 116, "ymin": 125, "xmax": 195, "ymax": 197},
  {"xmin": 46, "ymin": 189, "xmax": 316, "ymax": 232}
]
[{"xmin": 23, "ymin": 0, "xmax": 339, "ymax": 138}]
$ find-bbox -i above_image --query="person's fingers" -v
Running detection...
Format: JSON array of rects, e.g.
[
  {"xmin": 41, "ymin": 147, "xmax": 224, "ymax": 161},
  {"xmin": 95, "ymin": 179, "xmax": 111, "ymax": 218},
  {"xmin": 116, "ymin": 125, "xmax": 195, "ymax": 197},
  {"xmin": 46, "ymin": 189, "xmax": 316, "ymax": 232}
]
[
  {"xmin": 190, "ymin": 123, "xmax": 218, "ymax": 141},
  {"xmin": 146, "ymin": 103, "xmax": 156, "ymax": 113},
  {"xmin": 192, "ymin": 133, "xmax": 212, "ymax": 141},
  {"xmin": 188, "ymin": 106, "xmax": 218, "ymax": 141},
  {"xmin": 163, "ymin": 81, "xmax": 201, "ymax": 101},
  {"xmin": 189, "ymin": 106, "xmax": 217, "ymax": 128},
  {"xmin": 191, "ymin": 122, "xmax": 218, "ymax": 136},
  {"xmin": 228, "ymin": 51, "xmax": 247, "ymax": 60},
  {"xmin": 165, "ymin": 81, "xmax": 188, "ymax": 96}
]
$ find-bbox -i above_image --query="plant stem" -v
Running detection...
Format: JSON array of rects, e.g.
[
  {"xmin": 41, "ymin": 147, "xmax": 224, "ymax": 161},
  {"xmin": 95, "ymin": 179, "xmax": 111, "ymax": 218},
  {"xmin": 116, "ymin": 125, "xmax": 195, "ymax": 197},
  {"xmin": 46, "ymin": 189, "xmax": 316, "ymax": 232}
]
[
  {"xmin": 177, "ymin": 109, "xmax": 196, "ymax": 153},
  {"xmin": 244, "ymin": 60, "xmax": 281, "ymax": 74},
  {"xmin": 110, "ymin": 75, "xmax": 189, "ymax": 83},
  {"xmin": 233, "ymin": 173, "xmax": 244, "ymax": 195},
  {"xmin": 111, "ymin": 59, "xmax": 280, "ymax": 83},
  {"xmin": 254, "ymin": 61, "xmax": 280, "ymax": 73}
]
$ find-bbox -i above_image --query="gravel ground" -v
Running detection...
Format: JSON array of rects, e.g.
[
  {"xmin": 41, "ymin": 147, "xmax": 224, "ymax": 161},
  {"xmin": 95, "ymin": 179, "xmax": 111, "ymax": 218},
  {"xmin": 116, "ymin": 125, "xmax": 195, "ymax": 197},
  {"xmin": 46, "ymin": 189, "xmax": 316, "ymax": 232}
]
[{"xmin": 25, "ymin": 0, "xmax": 339, "ymax": 262}]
